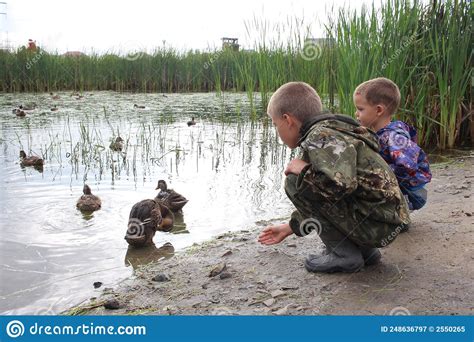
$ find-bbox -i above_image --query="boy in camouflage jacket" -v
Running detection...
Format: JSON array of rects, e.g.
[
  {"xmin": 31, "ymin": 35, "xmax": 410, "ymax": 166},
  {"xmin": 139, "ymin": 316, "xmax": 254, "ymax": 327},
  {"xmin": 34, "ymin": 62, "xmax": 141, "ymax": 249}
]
[{"xmin": 258, "ymin": 82, "xmax": 410, "ymax": 273}]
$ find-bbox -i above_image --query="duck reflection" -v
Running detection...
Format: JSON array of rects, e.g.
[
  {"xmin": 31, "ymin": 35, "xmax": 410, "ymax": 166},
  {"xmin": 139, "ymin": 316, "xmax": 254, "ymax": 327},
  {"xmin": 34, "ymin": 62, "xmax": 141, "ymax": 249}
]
[
  {"xmin": 169, "ymin": 211, "xmax": 189, "ymax": 234},
  {"xmin": 124, "ymin": 242, "xmax": 175, "ymax": 270}
]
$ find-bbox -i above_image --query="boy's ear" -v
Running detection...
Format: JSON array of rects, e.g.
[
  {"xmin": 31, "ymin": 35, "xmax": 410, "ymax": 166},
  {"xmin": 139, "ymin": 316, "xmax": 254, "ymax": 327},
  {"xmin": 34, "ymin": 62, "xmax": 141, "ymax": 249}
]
[{"xmin": 376, "ymin": 104, "xmax": 387, "ymax": 116}]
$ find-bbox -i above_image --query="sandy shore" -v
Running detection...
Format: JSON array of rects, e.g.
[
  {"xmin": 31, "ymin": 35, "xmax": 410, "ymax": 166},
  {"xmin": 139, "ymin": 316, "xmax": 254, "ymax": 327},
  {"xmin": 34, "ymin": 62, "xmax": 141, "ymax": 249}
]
[{"xmin": 67, "ymin": 154, "xmax": 474, "ymax": 315}]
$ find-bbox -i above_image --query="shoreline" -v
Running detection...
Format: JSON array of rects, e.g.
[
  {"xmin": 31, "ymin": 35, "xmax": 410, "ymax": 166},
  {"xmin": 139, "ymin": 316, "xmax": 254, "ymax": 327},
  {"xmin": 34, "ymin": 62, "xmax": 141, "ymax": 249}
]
[{"xmin": 67, "ymin": 155, "xmax": 474, "ymax": 316}]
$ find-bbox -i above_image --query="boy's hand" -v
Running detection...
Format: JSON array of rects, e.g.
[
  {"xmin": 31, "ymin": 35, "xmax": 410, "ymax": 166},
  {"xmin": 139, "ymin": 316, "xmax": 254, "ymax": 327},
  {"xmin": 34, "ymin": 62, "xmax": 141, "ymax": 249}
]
[
  {"xmin": 258, "ymin": 224, "xmax": 293, "ymax": 245},
  {"xmin": 285, "ymin": 159, "xmax": 310, "ymax": 176}
]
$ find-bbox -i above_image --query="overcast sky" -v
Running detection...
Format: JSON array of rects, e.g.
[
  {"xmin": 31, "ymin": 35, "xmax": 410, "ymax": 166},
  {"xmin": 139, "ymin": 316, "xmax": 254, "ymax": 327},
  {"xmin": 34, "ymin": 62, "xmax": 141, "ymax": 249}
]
[{"xmin": 1, "ymin": 0, "xmax": 377, "ymax": 53}]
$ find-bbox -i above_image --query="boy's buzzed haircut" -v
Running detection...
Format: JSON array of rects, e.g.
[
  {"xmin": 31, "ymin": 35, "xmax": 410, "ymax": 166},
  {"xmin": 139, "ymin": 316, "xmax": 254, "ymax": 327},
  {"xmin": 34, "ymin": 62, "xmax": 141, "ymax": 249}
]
[
  {"xmin": 354, "ymin": 77, "xmax": 401, "ymax": 115},
  {"xmin": 268, "ymin": 82, "xmax": 323, "ymax": 122}
]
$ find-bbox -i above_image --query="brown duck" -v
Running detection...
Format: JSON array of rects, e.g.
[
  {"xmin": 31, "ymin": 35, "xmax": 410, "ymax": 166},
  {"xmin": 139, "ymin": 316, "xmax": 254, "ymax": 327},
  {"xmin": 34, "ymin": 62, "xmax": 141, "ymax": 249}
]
[
  {"xmin": 125, "ymin": 199, "xmax": 174, "ymax": 248},
  {"xmin": 76, "ymin": 184, "xmax": 102, "ymax": 212},
  {"xmin": 155, "ymin": 180, "xmax": 188, "ymax": 212},
  {"xmin": 13, "ymin": 108, "xmax": 26, "ymax": 117},
  {"xmin": 20, "ymin": 150, "xmax": 44, "ymax": 167},
  {"xmin": 187, "ymin": 117, "xmax": 196, "ymax": 126},
  {"xmin": 109, "ymin": 136, "xmax": 124, "ymax": 152}
]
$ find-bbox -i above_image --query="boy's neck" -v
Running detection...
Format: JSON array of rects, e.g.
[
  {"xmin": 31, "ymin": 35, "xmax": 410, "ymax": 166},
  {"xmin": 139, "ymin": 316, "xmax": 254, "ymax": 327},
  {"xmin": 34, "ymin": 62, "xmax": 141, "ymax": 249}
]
[{"xmin": 372, "ymin": 116, "xmax": 392, "ymax": 133}]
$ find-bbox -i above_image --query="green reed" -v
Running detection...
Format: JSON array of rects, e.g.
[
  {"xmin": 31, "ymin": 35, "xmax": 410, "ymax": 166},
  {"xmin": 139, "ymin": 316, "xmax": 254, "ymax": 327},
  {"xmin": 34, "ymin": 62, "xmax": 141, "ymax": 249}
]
[{"xmin": 0, "ymin": 0, "xmax": 471, "ymax": 149}]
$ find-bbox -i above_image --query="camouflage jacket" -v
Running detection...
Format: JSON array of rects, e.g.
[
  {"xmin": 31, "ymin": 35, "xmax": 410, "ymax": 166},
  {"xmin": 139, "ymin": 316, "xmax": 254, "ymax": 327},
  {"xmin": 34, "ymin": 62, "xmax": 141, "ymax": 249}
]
[{"xmin": 292, "ymin": 114, "xmax": 410, "ymax": 227}]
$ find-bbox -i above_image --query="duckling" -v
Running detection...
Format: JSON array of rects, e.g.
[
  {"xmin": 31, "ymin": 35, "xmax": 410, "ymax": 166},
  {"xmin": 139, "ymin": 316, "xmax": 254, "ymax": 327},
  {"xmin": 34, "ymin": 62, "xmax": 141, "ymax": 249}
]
[
  {"xmin": 51, "ymin": 105, "xmax": 59, "ymax": 111},
  {"xmin": 187, "ymin": 117, "xmax": 196, "ymax": 126},
  {"xmin": 134, "ymin": 104, "xmax": 146, "ymax": 109},
  {"xmin": 76, "ymin": 184, "xmax": 102, "ymax": 212},
  {"xmin": 155, "ymin": 180, "xmax": 188, "ymax": 212},
  {"xmin": 125, "ymin": 200, "xmax": 174, "ymax": 248},
  {"xmin": 19, "ymin": 150, "xmax": 44, "ymax": 167},
  {"xmin": 49, "ymin": 92, "xmax": 60, "ymax": 100},
  {"xmin": 109, "ymin": 136, "xmax": 124, "ymax": 152}
]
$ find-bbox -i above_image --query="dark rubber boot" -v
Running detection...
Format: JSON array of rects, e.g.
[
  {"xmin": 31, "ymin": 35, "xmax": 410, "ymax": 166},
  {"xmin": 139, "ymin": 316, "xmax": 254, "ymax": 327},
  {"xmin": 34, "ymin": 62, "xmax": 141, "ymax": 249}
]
[
  {"xmin": 359, "ymin": 247, "xmax": 381, "ymax": 266},
  {"xmin": 305, "ymin": 227, "xmax": 364, "ymax": 273},
  {"xmin": 309, "ymin": 246, "xmax": 381, "ymax": 266}
]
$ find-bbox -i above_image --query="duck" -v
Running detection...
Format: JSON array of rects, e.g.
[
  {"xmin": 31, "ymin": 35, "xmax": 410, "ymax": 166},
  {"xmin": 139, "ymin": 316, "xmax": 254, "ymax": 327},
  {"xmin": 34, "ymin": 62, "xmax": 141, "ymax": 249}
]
[
  {"xmin": 13, "ymin": 109, "xmax": 26, "ymax": 117},
  {"xmin": 19, "ymin": 150, "xmax": 44, "ymax": 167},
  {"xmin": 49, "ymin": 92, "xmax": 60, "ymax": 100},
  {"xmin": 76, "ymin": 184, "xmax": 102, "ymax": 212},
  {"xmin": 134, "ymin": 104, "xmax": 146, "ymax": 109},
  {"xmin": 109, "ymin": 136, "xmax": 124, "ymax": 152},
  {"xmin": 51, "ymin": 105, "xmax": 59, "ymax": 111},
  {"xmin": 187, "ymin": 117, "xmax": 196, "ymax": 126},
  {"xmin": 154, "ymin": 180, "xmax": 188, "ymax": 212},
  {"xmin": 125, "ymin": 199, "xmax": 174, "ymax": 248}
]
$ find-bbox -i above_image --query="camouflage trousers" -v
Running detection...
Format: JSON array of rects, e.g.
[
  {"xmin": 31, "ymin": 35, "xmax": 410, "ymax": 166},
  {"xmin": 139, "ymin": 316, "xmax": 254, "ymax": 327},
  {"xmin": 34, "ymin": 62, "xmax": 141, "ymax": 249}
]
[{"xmin": 284, "ymin": 174, "xmax": 407, "ymax": 248}]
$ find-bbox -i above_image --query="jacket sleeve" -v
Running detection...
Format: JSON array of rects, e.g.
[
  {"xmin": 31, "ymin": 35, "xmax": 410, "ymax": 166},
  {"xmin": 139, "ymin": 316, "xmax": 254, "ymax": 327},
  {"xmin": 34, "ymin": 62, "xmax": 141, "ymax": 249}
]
[{"xmin": 296, "ymin": 129, "xmax": 358, "ymax": 201}]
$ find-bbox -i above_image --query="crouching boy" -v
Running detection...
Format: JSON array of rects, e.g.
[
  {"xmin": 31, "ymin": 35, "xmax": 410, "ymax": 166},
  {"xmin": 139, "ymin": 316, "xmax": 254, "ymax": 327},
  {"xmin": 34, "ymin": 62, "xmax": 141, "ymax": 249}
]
[{"xmin": 258, "ymin": 82, "xmax": 410, "ymax": 273}]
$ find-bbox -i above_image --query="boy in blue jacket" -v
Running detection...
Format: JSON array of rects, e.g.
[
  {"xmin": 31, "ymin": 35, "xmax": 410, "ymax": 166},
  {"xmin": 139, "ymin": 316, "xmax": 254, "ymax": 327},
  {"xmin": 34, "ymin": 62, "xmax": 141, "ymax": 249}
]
[{"xmin": 353, "ymin": 78, "xmax": 432, "ymax": 223}]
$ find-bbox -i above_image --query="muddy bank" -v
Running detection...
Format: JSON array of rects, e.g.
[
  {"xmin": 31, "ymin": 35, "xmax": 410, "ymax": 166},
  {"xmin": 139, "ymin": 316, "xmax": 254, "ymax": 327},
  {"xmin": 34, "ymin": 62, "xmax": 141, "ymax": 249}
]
[{"xmin": 68, "ymin": 155, "xmax": 474, "ymax": 315}]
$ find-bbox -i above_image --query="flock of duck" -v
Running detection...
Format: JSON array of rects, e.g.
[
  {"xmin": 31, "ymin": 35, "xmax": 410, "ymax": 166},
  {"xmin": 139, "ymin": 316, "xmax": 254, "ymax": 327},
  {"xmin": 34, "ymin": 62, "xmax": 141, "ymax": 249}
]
[
  {"xmin": 13, "ymin": 93, "xmax": 201, "ymax": 247},
  {"xmin": 13, "ymin": 92, "xmax": 199, "ymax": 248},
  {"xmin": 76, "ymin": 180, "xmax": 188, "ymax": 248},
  {"xmin": 11, "ymin": 92, "xmax": 197, "ymax": 128},
  {"xmin": 19, "ymin": 145, "xmax": 188, "ymax": 248},
  {"xmin": 19, "ymin": 142, "xmax": 191, "ymax": 249}
]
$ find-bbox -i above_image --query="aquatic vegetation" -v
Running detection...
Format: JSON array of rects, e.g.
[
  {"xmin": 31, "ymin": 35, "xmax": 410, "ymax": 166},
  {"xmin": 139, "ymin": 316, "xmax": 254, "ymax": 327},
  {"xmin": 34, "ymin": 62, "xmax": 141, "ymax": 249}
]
[{"xmin": 0, "ymin": 0, "xmax": 470, "ymax": 149}]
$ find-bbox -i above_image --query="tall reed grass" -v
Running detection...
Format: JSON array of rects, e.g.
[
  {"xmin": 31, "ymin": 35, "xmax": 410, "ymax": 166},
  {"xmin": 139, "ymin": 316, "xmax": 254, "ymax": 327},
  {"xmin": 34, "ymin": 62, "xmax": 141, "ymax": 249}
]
[{"xmin": 0, "ymin": 0, "xmax": 471, "ymax": 149}]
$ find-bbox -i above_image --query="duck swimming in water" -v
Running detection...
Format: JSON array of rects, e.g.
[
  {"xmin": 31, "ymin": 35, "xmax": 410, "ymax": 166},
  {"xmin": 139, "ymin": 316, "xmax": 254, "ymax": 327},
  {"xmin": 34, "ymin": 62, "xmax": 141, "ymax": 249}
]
[
  {"xmin": 51, "ymin": 105, "xmax": 59, "ymax": 111},
  {"xmin": 154, "ymin": 180, "xmax": 188, "ymax": 212},
  {"xmin": 19, "ymin": 150, "xmax": 43, "ymax": 167},
  {"xmin": 187, "ymin": 117, "xmax": 196, "ymax": 126},
  {"xmin": 125, "ymin": 199, "xmax": 174, "ymax": 248},
  {"xmin": 50, "ymin": 92, "xmax": 60, "ymax": 100},
  {"xmin": 134, "ymin": 104, "xmax": 146, "ymax": 109},
  {"xmin": 76, "ymin": 184, "xmax": 102, "ymax": 212},
  {"xmin": 109, "ymin": 136, "xmax": 124, "ymax": 152},
  {"xmin": 13, "ymin": 108, "xmax": 26, "ymax": 117}
]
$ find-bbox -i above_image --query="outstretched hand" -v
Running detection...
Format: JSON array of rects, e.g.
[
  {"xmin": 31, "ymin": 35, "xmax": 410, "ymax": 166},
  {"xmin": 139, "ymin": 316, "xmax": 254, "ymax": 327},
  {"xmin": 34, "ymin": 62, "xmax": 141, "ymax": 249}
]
[{"xmin": 258, "ymin": 223, "xmax": 293, "ymax": 245}]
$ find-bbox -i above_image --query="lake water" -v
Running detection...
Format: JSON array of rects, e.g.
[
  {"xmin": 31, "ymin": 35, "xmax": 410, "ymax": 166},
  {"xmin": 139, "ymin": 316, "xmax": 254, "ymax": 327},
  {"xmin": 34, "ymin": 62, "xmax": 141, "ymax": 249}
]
[{"xmin": 0, "ymin": 91, "xmax": 295, "ymax": 314}]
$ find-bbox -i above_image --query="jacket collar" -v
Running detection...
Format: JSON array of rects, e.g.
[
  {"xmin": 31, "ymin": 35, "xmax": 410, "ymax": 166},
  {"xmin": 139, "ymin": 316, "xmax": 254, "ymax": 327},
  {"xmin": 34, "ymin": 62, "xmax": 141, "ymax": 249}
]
[{"xmin": 297, "ymin": 112, "xmax": 360, "ymax": 146}]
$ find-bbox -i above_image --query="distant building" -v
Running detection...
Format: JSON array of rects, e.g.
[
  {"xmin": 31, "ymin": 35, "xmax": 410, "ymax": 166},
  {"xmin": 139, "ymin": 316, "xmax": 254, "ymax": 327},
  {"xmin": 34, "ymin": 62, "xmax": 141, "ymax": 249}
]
[
  {"xmin": 221, "ymin": 37, "xmax": 239, "ymax": 51},
  {"xmin": 63, "ymin": 51, "xmax": 85, "ymax": 57},
  {"xmin": 305, "ymin": 37, "xmax": 335, "ymax": 47}
]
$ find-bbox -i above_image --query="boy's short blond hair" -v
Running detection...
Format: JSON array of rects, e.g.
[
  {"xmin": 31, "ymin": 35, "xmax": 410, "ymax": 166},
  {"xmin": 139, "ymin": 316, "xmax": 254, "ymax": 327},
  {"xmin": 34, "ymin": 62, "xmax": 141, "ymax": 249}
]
[
  {"xmin": 268, "ymin": 82, "xmax": 323, "ymax": 123},
  {"xmin": 354, "ymin": 77, "xmax": 400, "ymax": 115}
]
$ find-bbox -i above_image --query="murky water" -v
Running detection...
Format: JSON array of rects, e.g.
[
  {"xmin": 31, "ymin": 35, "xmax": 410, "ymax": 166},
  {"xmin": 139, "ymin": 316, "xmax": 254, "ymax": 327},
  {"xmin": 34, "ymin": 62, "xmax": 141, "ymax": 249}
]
[{"xmin": 0, "ymin": 91, "xmax": 295, "ymax": 314}]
